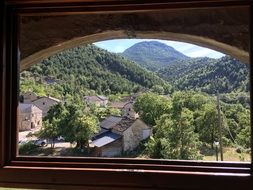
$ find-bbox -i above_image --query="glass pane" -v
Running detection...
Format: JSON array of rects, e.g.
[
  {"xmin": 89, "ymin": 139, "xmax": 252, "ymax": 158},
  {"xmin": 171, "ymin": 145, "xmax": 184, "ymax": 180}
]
[{"xmin": 18, "ymin": 7, "xmax": 250, "ymax": 162}]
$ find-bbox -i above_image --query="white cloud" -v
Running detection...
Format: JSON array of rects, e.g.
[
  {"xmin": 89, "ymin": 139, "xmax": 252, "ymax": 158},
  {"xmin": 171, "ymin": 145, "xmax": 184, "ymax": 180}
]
[
  {"xmin": 187, "ymin": 48, "xmax": 214, "ymax": 57},
  {"xmin": 156, "ymin": 40, "xmax": 225, "ymax": 58},
  {"xmin": 185, "ymin": 47, "xmax": 225, "ymax": 58}
]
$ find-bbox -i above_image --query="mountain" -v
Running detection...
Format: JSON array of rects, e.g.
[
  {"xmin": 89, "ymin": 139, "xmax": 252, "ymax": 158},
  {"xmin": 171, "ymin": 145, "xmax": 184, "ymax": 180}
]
[
  {"xmin": 122, "ymin": 41, "xmax": 188, "ymax": 71},
  {"xmin": 20, "ymin": 41, "xmax": 249, "ymax": 106},
  {"xmin": 20, "ymin": 44, "xmax": 171, "ymax": 99},
  {"xmin": 121, "ymin": 40, "xmax": 249, "ymax": 95},
  {"xmin": 158, "ymin": 56, "xmax": 249, "ymax": 94}
]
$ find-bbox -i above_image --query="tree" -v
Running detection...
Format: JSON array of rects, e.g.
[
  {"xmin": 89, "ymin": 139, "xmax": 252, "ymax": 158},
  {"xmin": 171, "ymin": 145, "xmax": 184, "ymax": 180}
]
[
  {"xmin": 60, "ymin": 103, "xmax": 99, "ymax": 150},
  {"xmin": 148, "ymin": 109, "xmax": 202, "ymax": 160},
  {"xmin": 235, "ymin": 108, "xmax": 250, "ymax": 149},
  {"xmin": 151, "ymin": 85, "xmax": 164, "ymax": 95},
  {"xmin": 44, "ymin": 103, "xmax": 67, "ymax": 123},
  {"xmin": 134, "ymin": 92, "xmax": 171, "ymax": 126},
  {"xmin": 236, "ymin": 125, "xmax": 250, "ymax": 149},
  {"xmin": 38, "ymin": 120, "xmax": 59, "ymax": 148},
  {"xmin": 38, "ymin": 103, "xmax": 67, "ymax": 148},
  {"xmin": 195, "ymin": 103, "xmax": 219, "ymax": 147},
  {"xmin": 74, "ymin": 115, "xmax": 99, "ymax": 150}
]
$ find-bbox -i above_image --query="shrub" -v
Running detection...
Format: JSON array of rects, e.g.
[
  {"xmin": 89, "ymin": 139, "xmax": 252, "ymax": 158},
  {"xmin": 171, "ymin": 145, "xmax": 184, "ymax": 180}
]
[{"xmin": 19, "ymin": 141, "xmax": 39, "ymax": 155}]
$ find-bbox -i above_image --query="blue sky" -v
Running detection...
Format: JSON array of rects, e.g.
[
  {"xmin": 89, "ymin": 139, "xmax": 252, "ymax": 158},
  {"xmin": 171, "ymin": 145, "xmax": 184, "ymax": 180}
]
[{"xmin": 94, "ymin": 39, "xmax": 225, "ymax": 59}]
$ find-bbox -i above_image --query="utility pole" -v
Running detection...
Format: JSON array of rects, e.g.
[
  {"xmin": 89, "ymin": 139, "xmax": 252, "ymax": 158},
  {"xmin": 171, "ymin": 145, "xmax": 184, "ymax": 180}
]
[
  {"xmin": 217, "ymin": 92, "xmax": 224, "ymax": 161},
  {"xmin": 214, "ymin": 141, "xmax": 219, "ymax": 161}
]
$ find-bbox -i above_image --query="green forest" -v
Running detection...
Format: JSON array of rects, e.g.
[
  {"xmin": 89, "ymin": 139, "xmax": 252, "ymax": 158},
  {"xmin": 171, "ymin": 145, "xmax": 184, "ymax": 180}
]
[
  {"xmin": 158, "ymin": 56, "xmax": 249, "ymax": 94},
  {"xmin": 134, "ymin": 91, "xmax": 250, "ymax": 160},
  {"xmin": 19, "ymin": 41, "xmax": 250, "ymax": 161},
  {"xmin": 20, "ymin": 44, "xmax": 171, "ymax": 100}
]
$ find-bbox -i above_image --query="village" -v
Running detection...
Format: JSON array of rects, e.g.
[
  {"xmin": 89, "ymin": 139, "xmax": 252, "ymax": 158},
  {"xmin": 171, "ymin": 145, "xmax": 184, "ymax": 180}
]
[{"xmin": 18, "ymin": 91, "xmax": 152, "ymax": 157}]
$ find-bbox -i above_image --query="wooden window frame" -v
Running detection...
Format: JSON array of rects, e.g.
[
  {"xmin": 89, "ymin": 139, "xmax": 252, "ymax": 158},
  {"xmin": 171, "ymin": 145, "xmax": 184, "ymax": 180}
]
[{"xmin": 0, "ymin": 0, "xmax": 253, "ymax": 189}]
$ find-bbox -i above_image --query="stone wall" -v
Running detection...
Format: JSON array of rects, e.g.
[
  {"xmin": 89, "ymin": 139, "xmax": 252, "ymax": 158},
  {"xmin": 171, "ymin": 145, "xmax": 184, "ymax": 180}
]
[
  {"xmin": 18, "ymin": 105, "xmax": 42, "ymax": 131},
  {"xmin": 96, "ymin": 139, "xmax": 122, "ymax": 157},
  {"xmin": 20, "ymin": 6, "xmax": 249, "ymax": 70},
  {"xmin": 122, "ymin": 119, "xmax": 151, "ymax": 152}
]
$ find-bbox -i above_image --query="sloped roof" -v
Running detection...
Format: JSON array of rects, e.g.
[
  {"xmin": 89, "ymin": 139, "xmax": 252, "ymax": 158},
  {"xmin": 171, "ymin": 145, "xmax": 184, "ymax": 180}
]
[
  {"xmin": 100, "ymin": 116, "xmax": 122, "ymax": 129},
  {"xmin": 84, "ymin": 96, "xmax": 99, "ymax": 101},
  {"xmin": 23, "ymin": 91, "xmax": 37, "ymax": 96},
  {"xmin": 47, "ymin": 96, "xmax": 61, "ymax": 102},
  {"xmin": 33, "ymin": 96, "xmax": 61, "ymax": 103},
  {"xmin": 92, "ymin": 128, "xmax": 109, "ymax": 140},
  {"xmin": 120, "ymin": 96, "xmax": 132, "ymax": 102},
  {"xmin": 84, "ymin": 95, "xmax": 108, "ymax": 102},
  {"xmin": 97, "ymin": 95, "xmax": 108, "ymax": 101},
  {"xmin": 19, "ymin": 103, "xmax": 33, "ymax": 111},
  {"xmin": 112, "ymin": 117, "xmax": 136, "ymax": 132},
  {"xmin": 109, "ymin": 101, "xmax": 128, "ymax": 109},
  {"xmin": 19, "ymin": 103, "xmax": 42, "ymax": 113},
  {"xmin": 91, "ymin": 132, "xmax": 121, "ymax": 148}
]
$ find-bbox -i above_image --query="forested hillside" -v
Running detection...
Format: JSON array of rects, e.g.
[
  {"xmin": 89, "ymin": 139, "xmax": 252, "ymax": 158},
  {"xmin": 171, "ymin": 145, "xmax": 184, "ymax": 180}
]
[
  {"xmin": 121, "ymin": 41, "xmax": 249, "ymax": 107},
  {"xmin": 158, "ymin": 56, "xmax": 249, "ymax": 94},
  {"xmin": 20, "ymin": 44, "xmax": 171, "ymax": 99},
  {"xmin": 122, "ymin": 41, "xmax": 188, "ymax": 71}
]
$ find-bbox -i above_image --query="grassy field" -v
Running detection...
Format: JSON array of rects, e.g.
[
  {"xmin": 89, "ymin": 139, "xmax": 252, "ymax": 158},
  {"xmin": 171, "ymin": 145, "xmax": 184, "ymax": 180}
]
[{"xmin": 203, "ymin": 147, "xmax": 251, "ymax": 162}]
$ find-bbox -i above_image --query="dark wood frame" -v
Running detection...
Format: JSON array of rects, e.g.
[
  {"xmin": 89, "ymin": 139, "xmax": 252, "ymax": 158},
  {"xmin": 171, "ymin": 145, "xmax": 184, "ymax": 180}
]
[{"xmin": 0, "ymin": 0, "xmax": 253, "ymax": 189}]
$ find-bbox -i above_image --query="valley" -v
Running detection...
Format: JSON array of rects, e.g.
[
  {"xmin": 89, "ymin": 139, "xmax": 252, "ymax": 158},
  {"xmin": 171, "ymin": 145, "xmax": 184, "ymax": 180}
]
[{"xmin": 19, "ymin": 41, "xmax": 250, "ymax": 161}]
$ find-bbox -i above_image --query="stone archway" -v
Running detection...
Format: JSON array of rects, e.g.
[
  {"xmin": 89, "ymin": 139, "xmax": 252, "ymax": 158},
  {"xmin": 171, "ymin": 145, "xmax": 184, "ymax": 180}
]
[
  {"xmin": 20, "ymin": 6, "xmax": 249, "ymax": 70},
  {"xmin": 21, "ymin": 30, "xmax": 249, "ymax": 71}
]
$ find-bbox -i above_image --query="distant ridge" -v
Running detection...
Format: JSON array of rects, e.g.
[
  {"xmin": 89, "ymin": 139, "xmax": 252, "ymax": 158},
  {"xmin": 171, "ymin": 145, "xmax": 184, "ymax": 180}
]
[
  {"xmin": 122, "ymin": 41, "xmax": 188, "ymax": 71},
  {"xmin": 158, "ymin": 56, "xmax": 249, "ymax": 94}
]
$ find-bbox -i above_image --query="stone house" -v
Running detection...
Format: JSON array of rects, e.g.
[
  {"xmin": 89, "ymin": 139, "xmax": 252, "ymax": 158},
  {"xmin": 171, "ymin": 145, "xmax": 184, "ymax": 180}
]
[
  {"xmin": 84, "ymin": 95, "xmax": 108, "ymax": 107},
  {"xmin": 32, "ymin": 96, "xmax": 61, "ymax": 117},
  {"xmin": 112, "ymin": 118, "xmax": 151, "ymax": 152},
  {"xmin": 109, "ymin": 101, "xmax": 139, "ymax": 119},
  {"xmin": 18, "ymin": 103, "xmax": 43, "ymax": 131},
  {"xmin": 91, "ymin": 116, "xmax": 151, "ymax": 157}
]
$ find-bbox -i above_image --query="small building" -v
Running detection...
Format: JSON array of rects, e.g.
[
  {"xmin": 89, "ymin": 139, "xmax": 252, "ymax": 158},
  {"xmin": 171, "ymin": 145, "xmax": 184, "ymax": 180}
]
[
  {"xmin": 18, "ymin": 103, "xmax": 42, "ymax": 131},
  {"xmin": 91, "ymin": 131, "xmax": 122, "ymax": 157},
  {"xmin": 21, "ymin": 91, "xmax": 38, "ymax": 103},
  {"xmin": 112, "ymin": 118, "xmax": 151, "ymax": 152},
  {"xmin": 84, "ymin": 95, "xmax": 108, "ymax": 107},
  {"xmin": 91, "ymin": 116, "xmax": 151, "ymax": 157},
  {"xmin": 32, "ymin": 96, "xmax": 61, "ymax": 117}
]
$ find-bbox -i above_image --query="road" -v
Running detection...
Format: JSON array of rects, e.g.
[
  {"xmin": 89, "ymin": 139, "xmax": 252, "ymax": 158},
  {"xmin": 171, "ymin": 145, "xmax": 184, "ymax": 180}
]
[
  {"xmin": 19, "ymin": 128, "xmax": 72, "ymax": 148},
  {"xmin": 18, "ymin": 127, "xmax": 40, "ymax": 142}
]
